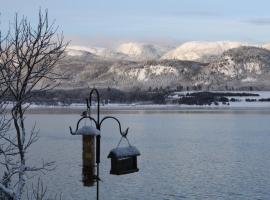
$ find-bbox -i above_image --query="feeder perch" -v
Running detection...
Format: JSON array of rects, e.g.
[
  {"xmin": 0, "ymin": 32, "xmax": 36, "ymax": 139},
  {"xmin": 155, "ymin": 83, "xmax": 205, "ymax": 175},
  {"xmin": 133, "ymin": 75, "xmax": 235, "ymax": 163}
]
[{"xmin": 108, "ymin": 146, "xmax": 140, "ymax": 175}]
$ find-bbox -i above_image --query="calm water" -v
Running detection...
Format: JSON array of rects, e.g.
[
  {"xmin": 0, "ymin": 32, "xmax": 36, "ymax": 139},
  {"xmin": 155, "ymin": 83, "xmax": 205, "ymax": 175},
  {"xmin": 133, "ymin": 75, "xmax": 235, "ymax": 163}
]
[{"xmin": 24, "ymin": 110, "xmax": 270, "ymax": 200}]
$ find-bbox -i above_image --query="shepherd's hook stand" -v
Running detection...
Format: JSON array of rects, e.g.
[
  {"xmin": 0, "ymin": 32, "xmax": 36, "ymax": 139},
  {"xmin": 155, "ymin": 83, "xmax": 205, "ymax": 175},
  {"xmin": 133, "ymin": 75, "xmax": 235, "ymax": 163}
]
[{"xmin": 69, "ymin": 88, "xmax": 140, "ymax": 200}]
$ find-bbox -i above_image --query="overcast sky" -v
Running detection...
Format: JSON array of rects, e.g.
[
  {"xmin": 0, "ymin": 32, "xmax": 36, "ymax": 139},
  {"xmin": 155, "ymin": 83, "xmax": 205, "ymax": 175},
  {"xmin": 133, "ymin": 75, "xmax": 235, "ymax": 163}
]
[{"xmin": 1, "ymin": 0, "xmax": 270, "ymax": 47}]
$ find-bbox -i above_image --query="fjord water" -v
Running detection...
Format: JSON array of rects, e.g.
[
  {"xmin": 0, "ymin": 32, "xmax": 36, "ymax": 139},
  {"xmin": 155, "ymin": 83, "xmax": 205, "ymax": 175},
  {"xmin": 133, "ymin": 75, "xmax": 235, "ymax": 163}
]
[{"xmin": 26, "ymin": 110, "xmax": 270, "ymax": 200}]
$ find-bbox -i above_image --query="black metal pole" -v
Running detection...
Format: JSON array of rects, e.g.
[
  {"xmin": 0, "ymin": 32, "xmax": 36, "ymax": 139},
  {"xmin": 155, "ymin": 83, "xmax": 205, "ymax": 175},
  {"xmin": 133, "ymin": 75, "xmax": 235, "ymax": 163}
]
[
  {"xmin": 96, "ymin": 163, "xmax": 99, "ymax": 200},
  {"xmin": 89, "ymin": 88, "xmax": 101, "ymax": 200},
  {"xmin": 96, "ymin": 91, "xmax": 100, "ymax": 200},
  {"xmin": 96, "ymin": 134, "xmax": 100, "ymax": 200},
  {"xmin": 87, "ymin": 88, "xmax": 128, "ymax": 200}
]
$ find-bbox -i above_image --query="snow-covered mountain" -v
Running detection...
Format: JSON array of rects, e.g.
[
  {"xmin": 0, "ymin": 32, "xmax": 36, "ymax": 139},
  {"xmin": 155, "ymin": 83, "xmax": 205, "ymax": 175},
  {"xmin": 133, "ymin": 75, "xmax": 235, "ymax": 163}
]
[
  {"xmin": 65, "ymin": 46, "xmax": 98, "ymax": 58},
  {"xmin": 66, "ymin": 45, "xmax": 129, "ymax": 60},
  {"xmin": 66, "ymin": 41, "xmax": 270, "ymax": 62},
  {"xmin": 66, "ymin": 41, "xmax": 250, "ymax": 62},
  {"xmin": 116, "ymin": 42, "xmax": 169, "ymax": 60},
  {"xmin": 66, "ymin": 45, "xmax": 105, "ymax": 55},
  {"xmin": 57, "ymin": 45, "xmax": 270, "ymax": 90},
  {"xmin": 56, "ymin": 57, "xmax": 204, "ymax": 90},
  {"xmin": 66, "ymin": 43, "xmax": 168, "ymax": 61},
  {"xmin": 197, "ymin": 46, "xmax": 270, "ymax": 90},
  {"xmin": 162, "ymin": 41, "xmax": 242, "ymax": 61}
]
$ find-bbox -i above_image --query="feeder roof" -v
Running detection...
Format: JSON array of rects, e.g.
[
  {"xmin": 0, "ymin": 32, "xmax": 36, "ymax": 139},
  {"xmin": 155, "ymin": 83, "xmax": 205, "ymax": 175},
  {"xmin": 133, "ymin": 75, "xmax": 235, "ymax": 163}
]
[
  {"xmin": 75, "ymin": 126, "xmax": 100, "ymax": 136},
  {"xmin": 108, "ymin": 146, "xmax": 140, "ymax": 158}
]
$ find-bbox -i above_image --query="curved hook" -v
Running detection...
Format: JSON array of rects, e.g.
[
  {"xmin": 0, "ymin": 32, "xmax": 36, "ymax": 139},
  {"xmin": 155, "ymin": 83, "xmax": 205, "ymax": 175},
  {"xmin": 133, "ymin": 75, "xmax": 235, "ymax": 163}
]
[
  {"xmin": 100, "ymin": 116, "xmax": 129, "ymax": 137},
  {"xmin": 121, "ymin": 128, "xmax": 129, "ymax": 138},
  {"xmin": 89, "ymin": 88, "xmax": 100, "ymax": 106},
  {"xmin": 88, "ymin": 88, "xmax": 100, "ymax": 123},
  {"xmin": 69, "ymin": 116, "xmax": 98, "ymax": 135}
]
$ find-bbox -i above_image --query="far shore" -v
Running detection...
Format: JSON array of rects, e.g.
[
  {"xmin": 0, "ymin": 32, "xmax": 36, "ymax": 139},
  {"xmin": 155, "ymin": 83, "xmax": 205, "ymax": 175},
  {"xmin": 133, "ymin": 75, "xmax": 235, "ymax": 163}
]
[{"xmin": 21, "ymin": 104, "xmax": 270, "ymax": 114}]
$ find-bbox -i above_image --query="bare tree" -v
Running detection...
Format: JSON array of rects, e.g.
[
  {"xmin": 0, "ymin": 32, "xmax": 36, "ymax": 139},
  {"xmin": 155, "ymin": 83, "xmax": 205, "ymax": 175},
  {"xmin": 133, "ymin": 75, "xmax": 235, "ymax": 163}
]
[{"xmin": 0, "ymin": 10, "xmax": 67, "ymax": 200}]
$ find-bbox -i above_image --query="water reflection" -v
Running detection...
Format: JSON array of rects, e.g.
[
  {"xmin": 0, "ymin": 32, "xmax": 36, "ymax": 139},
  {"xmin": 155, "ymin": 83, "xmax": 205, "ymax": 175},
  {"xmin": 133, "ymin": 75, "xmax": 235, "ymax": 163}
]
[{"xmin": 82, "ymin": 135, "xmax": 95, "ymax": 187}]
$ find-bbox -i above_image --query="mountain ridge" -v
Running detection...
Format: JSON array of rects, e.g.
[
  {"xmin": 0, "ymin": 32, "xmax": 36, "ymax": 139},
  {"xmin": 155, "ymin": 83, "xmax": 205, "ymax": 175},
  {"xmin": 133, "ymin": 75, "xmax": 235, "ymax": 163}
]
[
  {"xmin": 66, "ymin": 40, "xmax": 270, "ymax": 62},
  {"xmin": 55, "ymin": 45, "xmax": 270, "ymax": 91}
]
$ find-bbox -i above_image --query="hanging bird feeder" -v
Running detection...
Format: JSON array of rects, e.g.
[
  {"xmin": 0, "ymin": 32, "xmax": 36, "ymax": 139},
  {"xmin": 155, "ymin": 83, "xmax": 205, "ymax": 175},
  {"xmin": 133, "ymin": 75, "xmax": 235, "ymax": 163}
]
[
  {"xmin": 70, "ymin": 116, "xmax": 100, "ymax": 187},
  {"xmin": 107, "ymin": 127, "xmax": 140, "ymax": 175},
  {"xmin": 108, "ymin": 146, "xmax": 140, "ymax": 175}
]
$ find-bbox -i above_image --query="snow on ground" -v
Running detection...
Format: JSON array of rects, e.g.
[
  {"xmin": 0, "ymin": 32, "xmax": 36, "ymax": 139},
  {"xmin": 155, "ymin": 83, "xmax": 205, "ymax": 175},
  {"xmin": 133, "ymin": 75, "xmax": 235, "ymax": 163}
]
[
  {"xmin": 169, "ymin": 91, "xmax": 270, "ymax": 108},
  {"xmin": 241, "ymin": 77, "xmax": 257, "ymax": 82},
  {"xmin": 126, "ymin": 65, "xmax": 178, "ymax": 81}
]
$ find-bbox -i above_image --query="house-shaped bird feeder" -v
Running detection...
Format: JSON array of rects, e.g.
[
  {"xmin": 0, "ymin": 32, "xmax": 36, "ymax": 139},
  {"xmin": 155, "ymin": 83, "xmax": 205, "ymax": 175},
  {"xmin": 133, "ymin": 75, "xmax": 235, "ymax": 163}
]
[{"xmin": 108, "ymin": 146, "xmax": 140, "ymax": 175}]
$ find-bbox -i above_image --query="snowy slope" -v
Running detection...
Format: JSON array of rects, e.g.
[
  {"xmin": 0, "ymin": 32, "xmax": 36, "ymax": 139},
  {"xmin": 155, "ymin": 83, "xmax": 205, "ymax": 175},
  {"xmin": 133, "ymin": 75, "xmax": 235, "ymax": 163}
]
[
  {"xmin": 196, "ymin": 46, "xmax": 270, "ymax": 90},
  {"xmin": 66, "ymin": 45, "xmax": 128, "ymax": 60},
  {"xmin": 162, "ymin": 41, "xmax": 242, "ymax": 61},
  {"xmin": 66, "ymin": 45, "xmax": 104, "ymax": 56},
  {"xmin": 261, "ymin": 43, "xmax": 270, "ymax": 50}
]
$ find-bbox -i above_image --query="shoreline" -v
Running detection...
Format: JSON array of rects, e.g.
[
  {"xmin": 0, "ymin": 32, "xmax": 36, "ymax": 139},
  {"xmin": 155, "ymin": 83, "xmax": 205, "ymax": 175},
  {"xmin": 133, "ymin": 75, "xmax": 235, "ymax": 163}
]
[{"xmin": 23, "ymin": 104, "xmax": 270, "ymax": 114}]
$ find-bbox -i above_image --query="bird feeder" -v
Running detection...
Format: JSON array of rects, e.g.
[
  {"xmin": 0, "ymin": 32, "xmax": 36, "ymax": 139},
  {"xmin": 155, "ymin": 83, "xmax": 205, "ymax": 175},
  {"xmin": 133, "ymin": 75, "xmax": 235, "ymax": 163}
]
[
  {"xmin": 108, "ymin": 146, "xmax": 140, "ymax": 175},
  {"xmin": 73, "ymin": 126, "xmax": 100, "ymax": 186}
]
